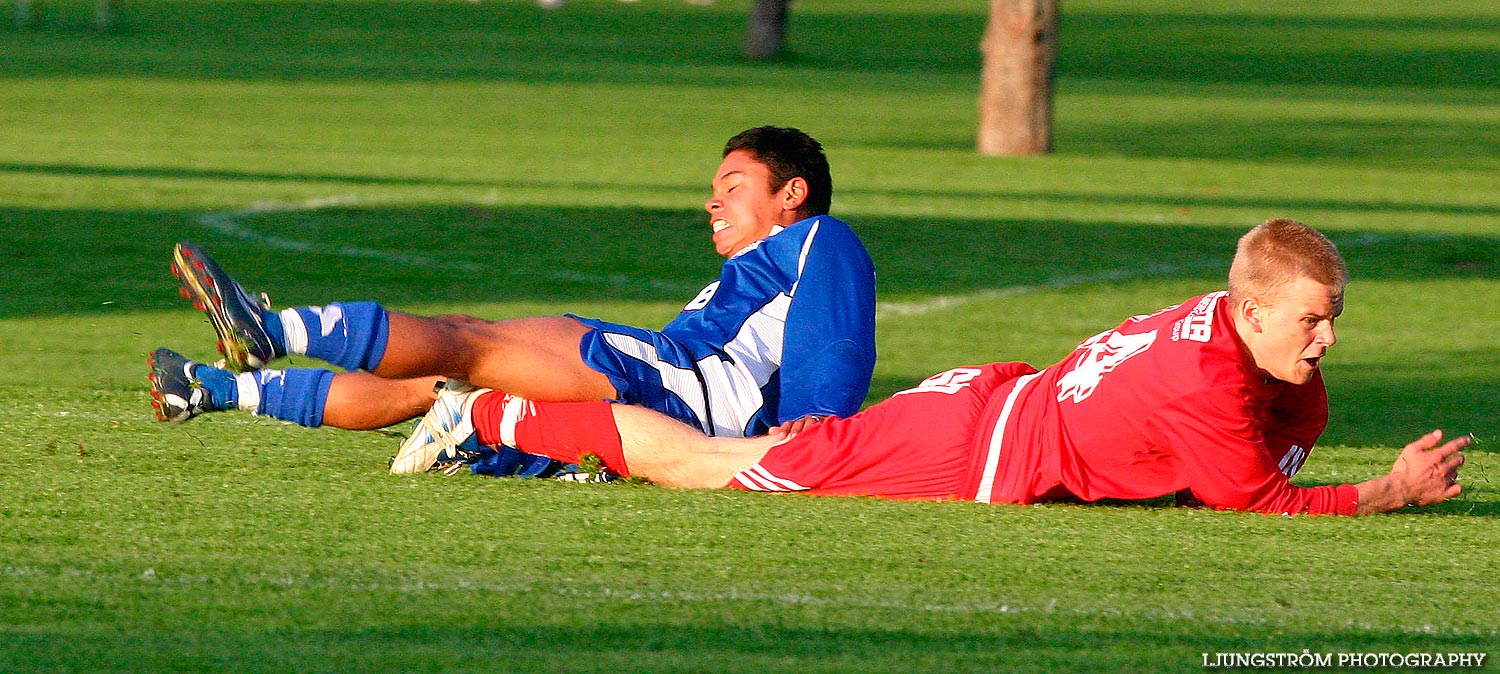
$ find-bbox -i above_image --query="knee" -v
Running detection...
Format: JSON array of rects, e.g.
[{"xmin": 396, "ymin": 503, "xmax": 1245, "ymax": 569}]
[
  {"xmin": 429, "ymin": 314, "xmax": 507, "ymax": 349},
  {"xmin": 433, "ymin": 313, "xmax": 495, "ymax": 330}
]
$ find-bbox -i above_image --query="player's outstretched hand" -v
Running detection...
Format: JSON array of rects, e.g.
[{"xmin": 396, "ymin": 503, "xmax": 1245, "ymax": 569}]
[
  {"xmin": 1394, "ymin": 430, "xmax": 1469, "ymax": 504},
  {"xmin": 769, "ymin": 415, "xmax": 834, "ymax": 440},
  {"xmin": 1356, "ymin": 430, "xmax": 1470, "ymax": 514}
]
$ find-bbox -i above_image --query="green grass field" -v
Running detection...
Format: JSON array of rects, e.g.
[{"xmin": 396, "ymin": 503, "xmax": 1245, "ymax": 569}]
[{"xmin": 3, "ymin": 0, "xmax": 1498, "ymax": 671}]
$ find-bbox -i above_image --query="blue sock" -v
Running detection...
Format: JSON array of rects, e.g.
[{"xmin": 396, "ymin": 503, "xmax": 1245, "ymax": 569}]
[
  {"xmin": 289, "ymin": 301, "xmax": 389, "ymax": 372},
  {"xmin": 261, "ymin": 308, "xmax": 287, "ymax": 357},
  {"xmin": 252, "ymin": 368, "xmax": 335, "ymax": 427},
  {"xmin": 191, "ymin": 362, "xmax": 239, "ymax": 411}
]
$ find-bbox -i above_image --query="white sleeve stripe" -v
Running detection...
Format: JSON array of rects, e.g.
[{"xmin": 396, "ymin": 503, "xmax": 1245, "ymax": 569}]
[
  {"xmin": 1278, "ymin": 444, "xmax": 1308, "ymax": 476},
  {"xmin": 789, "ymin": 219, "xmax": 820, "ymax": 296},
  {"xmin": 973, "ymin": 370, "xmax": 1045, "ymax": 504}
]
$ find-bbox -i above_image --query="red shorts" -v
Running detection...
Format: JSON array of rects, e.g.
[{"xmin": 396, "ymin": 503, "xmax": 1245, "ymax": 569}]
[{"xmin": 726, "ymin": 363, "xmax": 1038, "ymax": 500}]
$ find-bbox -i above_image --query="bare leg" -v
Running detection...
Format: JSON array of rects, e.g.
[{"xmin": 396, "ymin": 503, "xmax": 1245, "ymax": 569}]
[
  {"xmin": 320, "ymin": 373, "xmax": 444, "ymax": 430},
  {"xmin": 373, "ymin": 313, "xmax": 615, "ymax": 402},
  {"xmin": 610, "ymin": 404, "xmax": 779, "ymax": 488}
]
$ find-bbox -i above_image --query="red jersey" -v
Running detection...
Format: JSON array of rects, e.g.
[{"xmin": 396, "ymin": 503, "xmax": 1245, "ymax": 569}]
[{"xmin": 972, "ymin": 291, "xmax": 1358, "ymax": 515}]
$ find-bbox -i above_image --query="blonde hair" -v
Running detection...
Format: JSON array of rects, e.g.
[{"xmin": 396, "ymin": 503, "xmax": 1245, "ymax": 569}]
[{"xmin": 1227, "ymin": 218, "xmax": 1347, "ymax": 304}]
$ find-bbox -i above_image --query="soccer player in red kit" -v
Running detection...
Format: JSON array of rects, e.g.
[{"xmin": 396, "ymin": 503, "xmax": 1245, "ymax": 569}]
[{"xmin": 408, "ymin": 218, "xmax": 1469, "ymax": 516}]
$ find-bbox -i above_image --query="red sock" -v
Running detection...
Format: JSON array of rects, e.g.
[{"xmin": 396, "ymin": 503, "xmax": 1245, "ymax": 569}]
[{"xmin": 472, "ymin": 392, "xmax": 629, "ymax": 476}]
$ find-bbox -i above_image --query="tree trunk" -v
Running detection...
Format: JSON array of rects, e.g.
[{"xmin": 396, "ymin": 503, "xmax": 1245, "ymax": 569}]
[
  {"xmin": 977, "ymin": 0, "xmax": 1059, "ymax": 155},
  {"xmin": 744, "ymin": 0, "xmax": 790, "ymax": 60}
]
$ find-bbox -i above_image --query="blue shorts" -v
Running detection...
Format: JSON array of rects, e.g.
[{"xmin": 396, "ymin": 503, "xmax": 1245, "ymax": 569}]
[{"xmin": 571, "ymin": 315, "xmax": 767, "ymax": 438}]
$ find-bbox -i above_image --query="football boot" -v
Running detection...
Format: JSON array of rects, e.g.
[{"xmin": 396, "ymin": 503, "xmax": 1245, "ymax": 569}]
[
  {"xmin": 147, "ymin": 347, "xmax": 235, "ymax": 422},
  {"xmin": 171, "ymin": 242, "xmax": 282, "ymax": 372}
]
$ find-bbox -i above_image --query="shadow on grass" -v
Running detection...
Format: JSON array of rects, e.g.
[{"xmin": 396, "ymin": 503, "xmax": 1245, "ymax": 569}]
[
  {"xmin": 6, "ymin": 2, "xmax": 1496, "ymax": 90},
  {"xmin": 1061, "ymin": 12, "xmax": 1500, "ymax": 90},
  {"xmin": 0, "ymin": 161, "xmax": 499, "ymax": 188},
  {"xmin": 1424, "ymin": 498, "xmax": 1500, "ymax": 518},
  {"xmin": 5, "ymin": 203, "xmax": 1498, "ymax": 317},
  {"xmin": 7, "ymin": 161, "xmax": 1500, "ymax": 220},
  {"xmin": 4, "ymin": 618, "xmax": 1493, "ymax": 672},
  {"xmin": 1056, "ymin": 116, "xmax": 1500, "ymax": 167},
  {"xmin": 4, "ymin": 2, "xmax": 1497, "ymax": 165},
  {"xmin": 1326, "ymin": 367, "xmax": 1500, "ymax": 449},
  {"xmin": 4, "ymin": 203, "xmax": 1496, "ymax": 449}
]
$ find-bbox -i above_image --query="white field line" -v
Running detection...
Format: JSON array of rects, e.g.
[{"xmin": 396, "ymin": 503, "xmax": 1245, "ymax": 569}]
[
  {"xmin": 192, "ymin": 196, "xmax": 699, "ymax": 294},
  {"xmin": 2, "ymin": 563, "xmax": 1488, "ymax": 637},
  {"xmin": 194, "ymin": 200, "xmax": 1410, "ymax": 318},
  {"xmin": 194, "ymin": 196, "xmax": 482, "ymax": 271}
]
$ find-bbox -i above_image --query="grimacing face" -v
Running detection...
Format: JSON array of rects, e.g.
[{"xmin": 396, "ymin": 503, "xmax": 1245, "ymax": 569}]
[
  {"xmin": 1244, "ymin": 276, "xmax": 1343, "ymax": 385},
  {"xmin": 703, "ymin": 149, "xmax": 798, "ymax": 258}
]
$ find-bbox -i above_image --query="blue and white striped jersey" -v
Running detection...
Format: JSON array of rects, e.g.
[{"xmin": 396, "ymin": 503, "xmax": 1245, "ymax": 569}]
[{"xmin": 575, "ymin": 214, "xmax": 876, "ymax": 437}]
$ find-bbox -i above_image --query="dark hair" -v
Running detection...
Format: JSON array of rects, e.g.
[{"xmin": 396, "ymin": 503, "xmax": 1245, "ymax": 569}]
[{"xmin": 723, "ymin": 126, "xmax": 833, "ymax": 217}]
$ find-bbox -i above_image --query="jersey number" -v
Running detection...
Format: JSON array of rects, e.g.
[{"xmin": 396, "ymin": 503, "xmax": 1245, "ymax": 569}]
[{"xmin": 682, "ymin": 281, "xmax": 720, "ymax": 312}]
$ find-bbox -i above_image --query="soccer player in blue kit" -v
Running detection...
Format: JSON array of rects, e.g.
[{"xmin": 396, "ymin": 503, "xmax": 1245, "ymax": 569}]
[{"xmin": 149, "ymin": 126, "xmax": 878, "ymax": 475}]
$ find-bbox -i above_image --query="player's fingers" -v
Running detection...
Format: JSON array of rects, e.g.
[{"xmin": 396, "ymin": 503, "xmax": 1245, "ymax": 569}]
[
  {"xmin": 1432, "ymin": 448, "xmax": 1464, "ymax": 494},
  {"xmin": 1428, "ymin": 435, "xmax": 1471, "ymax": 461},
  {"xmin": 1403, "ymin": 429, "xmax": 1444, "ymax": 453},
  {"xmin": 1441, "ymin": 455, "xmax": 1464, "ymax": 484}
]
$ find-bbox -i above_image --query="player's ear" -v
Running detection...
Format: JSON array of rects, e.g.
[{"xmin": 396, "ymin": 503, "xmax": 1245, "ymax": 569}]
[
  {"xmin": 1238, "ymin": 296, "xmax": 1265, "ymax": 332},
  {"xmin": 780, "ymin": 176, "xmax": 808, "ymax": 212}
]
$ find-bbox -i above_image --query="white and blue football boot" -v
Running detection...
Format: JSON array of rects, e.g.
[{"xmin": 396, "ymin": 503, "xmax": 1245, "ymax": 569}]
[
  {"xmin": 172, "ymin": 242, "xmax": 283, "ymax": 373},
  {"xmin": 390, "ymin": 380, "xmax": 492, "ymax": 474},
  {"xmin": 390, "ymin": 380, "xmax": 574, "ymax": 477}
]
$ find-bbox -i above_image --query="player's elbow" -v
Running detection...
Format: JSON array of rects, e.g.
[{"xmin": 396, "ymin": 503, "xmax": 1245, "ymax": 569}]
[
  {"xmin": 790, "ymin": 339, "xmax": 874, "ymax": 416},
  {"xmin": 1188, "ymin": 487, "xmax": 1271, "ymax": 515}
]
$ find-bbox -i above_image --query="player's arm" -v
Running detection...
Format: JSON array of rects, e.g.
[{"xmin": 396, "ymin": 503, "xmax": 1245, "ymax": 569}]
[
  {"xmin": 1152, "ymin": 391, "xmax": 1357, "ymax": 515},
  {"xmin": 1350, "ymin": 430, "xmax": 1469, "ymax": 514},
  {"xmin": 1266, "ymin": 379, "xmax": 1469, "ymax": 514},
  {"xmin": 776, "ymin": 220, "xmax": 877, "ymax": 424},
  {"xmin": 1257, "ymin": 371, "xmax": 1329, "ymax": 479}
]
